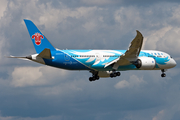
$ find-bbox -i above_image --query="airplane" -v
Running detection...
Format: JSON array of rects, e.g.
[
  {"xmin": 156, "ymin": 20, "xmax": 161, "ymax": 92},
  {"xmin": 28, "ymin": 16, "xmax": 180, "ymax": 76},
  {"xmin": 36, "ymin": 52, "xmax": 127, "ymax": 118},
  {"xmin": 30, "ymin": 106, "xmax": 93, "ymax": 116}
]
[{"xmin": 9, "ymin": 19, "xmax": 177, "ymax": 81}]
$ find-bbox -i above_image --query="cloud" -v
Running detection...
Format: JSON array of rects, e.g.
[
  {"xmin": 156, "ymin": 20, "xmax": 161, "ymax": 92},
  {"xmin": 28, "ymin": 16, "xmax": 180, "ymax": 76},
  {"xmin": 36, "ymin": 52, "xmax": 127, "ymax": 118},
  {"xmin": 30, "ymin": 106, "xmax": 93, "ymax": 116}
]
[
  {"xmin": 0, "ymin": 0, "xmax": 180, "ymax": 120},
  {"xmin": 114, "ymin": 79, "xmax": 129, "ymax": 89},
  {"xmin": 144, "ymin": 26, "xmax": 180, "ymax": 57},
  {"xmin": 114, "ymin": 75, "xmax": 146, "ymax": 89},
  {"xmin": 152, "ymin": 110, "xmax": 165, "ymax": 120},
  {"xmin": 11, "ymin": 66, "xmax": 67, "ymax": 87},
  {"xmin": 114, "ymin": 6, "xmax": 142, "ymax": 29},
  {"xmin": 0, "ymin": 0, "xmax": 8, "ymax": 19},
  {"xmin": 80, "ymin": 0, "xmax": 116, "ymax": 5},
  {"xmin": 11, "ymin": 66, "xmax": 43, "ymax": 87},
  {"xmin": 79, "ymin": 0, "xmax": 180, "ymax": 6},
  {"xmin": 152, "ymin": 103, "xmax": 180, "ymax": 120},
  {"xmin": 0, "ymin": 115, "xmax": 62, "ymax": 120},
  {"xmin": 0, "ymin": 36, "xmax": 5, "ymax": 62},
  {"xmin": 39, "ymin": 5, "xmax": 99, "ymax": 30}
]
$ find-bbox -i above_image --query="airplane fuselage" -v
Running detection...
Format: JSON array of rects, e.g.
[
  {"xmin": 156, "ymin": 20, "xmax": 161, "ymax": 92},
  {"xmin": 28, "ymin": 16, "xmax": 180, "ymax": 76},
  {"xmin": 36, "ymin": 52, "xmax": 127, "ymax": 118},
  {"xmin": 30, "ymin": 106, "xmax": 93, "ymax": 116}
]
[{"xmin": 31, "ymin": 49, "xmax": 176, "ymax": 72}]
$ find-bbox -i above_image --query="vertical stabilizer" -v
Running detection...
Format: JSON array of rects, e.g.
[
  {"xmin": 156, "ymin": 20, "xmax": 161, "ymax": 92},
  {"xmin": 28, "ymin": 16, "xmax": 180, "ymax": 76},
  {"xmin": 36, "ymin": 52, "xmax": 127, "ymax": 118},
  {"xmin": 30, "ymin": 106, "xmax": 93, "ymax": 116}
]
[{"xmin": 24, "ymin": 19, "xmax": 56, "ymax": 53}]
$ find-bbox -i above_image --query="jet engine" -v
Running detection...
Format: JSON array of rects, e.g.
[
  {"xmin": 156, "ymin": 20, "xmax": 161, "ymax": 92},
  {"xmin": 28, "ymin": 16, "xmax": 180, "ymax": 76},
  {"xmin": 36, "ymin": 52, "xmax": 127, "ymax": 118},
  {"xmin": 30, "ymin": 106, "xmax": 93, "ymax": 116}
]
[{"xmin": 134, "ymin": 57, "xmax": 156, "ymax": 70}]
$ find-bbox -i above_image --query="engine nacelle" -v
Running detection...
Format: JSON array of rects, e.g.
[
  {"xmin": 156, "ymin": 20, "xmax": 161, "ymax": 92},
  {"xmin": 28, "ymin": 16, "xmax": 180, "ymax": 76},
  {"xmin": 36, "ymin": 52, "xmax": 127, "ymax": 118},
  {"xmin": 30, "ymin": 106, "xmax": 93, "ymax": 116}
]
[
  {"xmin": 98, "ymin": 71, "xmax": 113, "ymax": 78},
  {"xmin": 134, "ymin": 57, "xmax": 156, "ymax": 70}
]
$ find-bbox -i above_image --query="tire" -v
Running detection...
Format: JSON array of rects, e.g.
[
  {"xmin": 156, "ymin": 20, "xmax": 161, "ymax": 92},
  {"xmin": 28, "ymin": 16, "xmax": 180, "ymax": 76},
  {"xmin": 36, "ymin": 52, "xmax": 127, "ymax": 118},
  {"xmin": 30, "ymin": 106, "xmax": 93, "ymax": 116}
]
[
  {"xmin": 92, "ymin": 77, "xmax": 96, "ymax": 81},
  {"xmin": 116, "ymin": 72, "xmax": 120, "ymax": 76},
  {"xmin": 110, "ymin": 73, "xmax": 114, "ymax": 78},
  {"xmin": 161, "ymin": 73, "xmax": 166, "ymax": 77},
  {"xmin": 96, "ymin": 76, "xmax": 99, "ymax": 80},
  {"xmin": 89, "ymin": 77, "xmax": 93, "ymax": 81}
]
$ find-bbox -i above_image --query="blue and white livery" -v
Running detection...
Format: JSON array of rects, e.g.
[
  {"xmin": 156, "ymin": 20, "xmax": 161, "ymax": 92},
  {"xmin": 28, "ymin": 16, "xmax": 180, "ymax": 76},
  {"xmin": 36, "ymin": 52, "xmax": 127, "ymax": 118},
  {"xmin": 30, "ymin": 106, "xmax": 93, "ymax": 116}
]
[{"xmin": 9, "ymin": 20, "xmax": 176, "ymax": 81}]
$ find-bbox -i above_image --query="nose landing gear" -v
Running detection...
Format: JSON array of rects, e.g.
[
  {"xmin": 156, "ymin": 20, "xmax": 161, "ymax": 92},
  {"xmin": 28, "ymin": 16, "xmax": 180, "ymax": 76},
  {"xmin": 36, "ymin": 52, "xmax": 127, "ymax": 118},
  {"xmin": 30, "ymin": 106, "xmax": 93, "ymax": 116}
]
[{"xmin": 161, "ymin": 69, "xmax": 166, "ymax": 77}]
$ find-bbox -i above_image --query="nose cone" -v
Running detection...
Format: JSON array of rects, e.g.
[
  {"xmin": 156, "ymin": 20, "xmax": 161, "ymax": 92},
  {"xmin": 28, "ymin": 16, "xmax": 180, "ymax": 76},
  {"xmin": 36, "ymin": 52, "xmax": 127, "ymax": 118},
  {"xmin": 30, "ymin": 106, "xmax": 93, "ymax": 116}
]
[{"xmin": 170, "ymin": 58, "xmax": 177, "ymax": 68}]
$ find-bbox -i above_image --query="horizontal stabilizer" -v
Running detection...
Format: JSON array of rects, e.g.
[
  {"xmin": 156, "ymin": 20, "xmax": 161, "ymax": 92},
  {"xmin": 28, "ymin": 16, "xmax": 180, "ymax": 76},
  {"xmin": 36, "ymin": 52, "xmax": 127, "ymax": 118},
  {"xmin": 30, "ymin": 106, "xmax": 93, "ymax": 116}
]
[
  {"xmin": 37, "ymin": 48, "xmax": 52, "ymax": 59},
  {"xmin": 7, "ymin": 56, "xmax": 31, "ymax": 61}
]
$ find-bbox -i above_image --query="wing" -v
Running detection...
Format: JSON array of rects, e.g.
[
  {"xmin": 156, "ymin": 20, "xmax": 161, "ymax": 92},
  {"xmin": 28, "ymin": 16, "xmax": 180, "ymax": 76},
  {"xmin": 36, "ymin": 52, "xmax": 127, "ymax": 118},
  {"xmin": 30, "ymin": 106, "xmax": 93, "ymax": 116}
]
[{"xmin": 105, "ymin": 30, "xmax": 143, "ymax": 69}]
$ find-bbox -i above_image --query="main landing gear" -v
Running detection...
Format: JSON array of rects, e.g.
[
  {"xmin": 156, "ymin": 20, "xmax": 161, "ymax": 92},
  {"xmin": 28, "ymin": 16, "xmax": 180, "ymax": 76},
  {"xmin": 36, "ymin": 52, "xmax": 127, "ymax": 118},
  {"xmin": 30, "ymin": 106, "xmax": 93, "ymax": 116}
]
[
  {"xmin": 89, "ymin": 71, "xmax": 121, "ymax": 82},
  {"xmin": 161, "ymin": 69, "xmax": 166, "ymax": 77},
  {"xmin": 89, "ymin": 75, "xmax": 99, "ymax": 81},
  {"xmin": 89, "ymin": 71, "xmax": 99, "ymax": 82},
  {"xmin": 110, "ymin": 71, "xmax": 121, "ymax": 78}
]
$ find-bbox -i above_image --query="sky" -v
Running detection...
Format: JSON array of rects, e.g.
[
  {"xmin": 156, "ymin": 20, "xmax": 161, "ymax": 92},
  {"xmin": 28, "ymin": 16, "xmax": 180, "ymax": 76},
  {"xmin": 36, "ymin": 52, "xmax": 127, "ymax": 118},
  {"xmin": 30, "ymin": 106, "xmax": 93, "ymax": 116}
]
[{"xmin": 0, "ymin": 0, "xmax": 180, "ymax": 120}]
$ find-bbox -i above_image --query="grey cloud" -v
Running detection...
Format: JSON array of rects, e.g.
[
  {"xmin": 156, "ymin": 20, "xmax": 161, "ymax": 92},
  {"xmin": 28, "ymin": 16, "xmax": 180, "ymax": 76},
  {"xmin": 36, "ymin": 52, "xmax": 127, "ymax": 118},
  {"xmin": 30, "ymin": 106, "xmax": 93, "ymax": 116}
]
[
  {"xmin": 0, "ymin": 0, "xmax": 180, "ymax": 120},
  {"xmin": 0, "ymin": 69, "xmax": 170, "ymax": 119},
  {"xmin": 57, "ymin": 0, "xmax": 180, "ymax": 7}
]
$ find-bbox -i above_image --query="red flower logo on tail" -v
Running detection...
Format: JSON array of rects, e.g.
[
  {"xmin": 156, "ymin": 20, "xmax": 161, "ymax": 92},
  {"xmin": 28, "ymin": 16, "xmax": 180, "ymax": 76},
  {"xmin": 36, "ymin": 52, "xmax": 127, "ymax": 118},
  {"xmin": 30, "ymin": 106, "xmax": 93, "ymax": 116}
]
[{"xmin": 32, "ymin": 33, "xmax": 44, "ymax": 45}]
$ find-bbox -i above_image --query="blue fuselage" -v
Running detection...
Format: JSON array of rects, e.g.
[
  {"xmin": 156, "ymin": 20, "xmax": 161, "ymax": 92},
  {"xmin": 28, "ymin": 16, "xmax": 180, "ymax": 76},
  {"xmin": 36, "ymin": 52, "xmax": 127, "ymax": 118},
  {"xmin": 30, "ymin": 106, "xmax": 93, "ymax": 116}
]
[{"xmin": 40, "ymin": 49, "xmax": 176, "ymax": 71}]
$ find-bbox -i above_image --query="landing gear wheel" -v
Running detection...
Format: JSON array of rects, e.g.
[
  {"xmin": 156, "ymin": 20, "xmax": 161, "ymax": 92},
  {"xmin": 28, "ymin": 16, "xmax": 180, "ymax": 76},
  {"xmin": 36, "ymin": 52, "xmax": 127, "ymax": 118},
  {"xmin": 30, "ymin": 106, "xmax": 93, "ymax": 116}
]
[
  {"xmin": 161, "ymin": 69, "xmax": 167, "ymax": 78},
  {"xmin": 89, "ymin": 77, "xmax": 93, "ymax": 81},
  {"xmin": 89, "ymin": 71, "xmax": 100, "ymax": 81},
  {"xmin": 96, "ymin": 76, "xmax": 99, "ymax": 80},
  {"xmin": 116, "ymin": 72, "xmax": 121, "ymax": 76},
  {"xmin": 92, "ymin": 77, "xmax": 96, "ymax": 81},
  {"xmin": 110, "ymin": 73, "xmax": 114, "ymax": 78},
  {"xmin": 110, "ymin": 72, "xmax": 121, "ymax": 78},
  {"xmin": 89, "ymin": 75, "xmax": 99, "ymax": 81},
  {"xmin": 161, "ymin": 73, "xmax": 166, "ymax": 77}
]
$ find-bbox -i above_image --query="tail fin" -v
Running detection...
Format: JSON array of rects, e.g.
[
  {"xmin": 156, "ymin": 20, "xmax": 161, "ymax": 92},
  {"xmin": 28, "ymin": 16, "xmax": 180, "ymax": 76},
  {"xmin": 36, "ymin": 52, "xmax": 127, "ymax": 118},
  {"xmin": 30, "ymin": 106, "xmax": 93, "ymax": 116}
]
[{"xmin": 24, "ymin": 19, "xmax": 56, "ymax": 53}]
